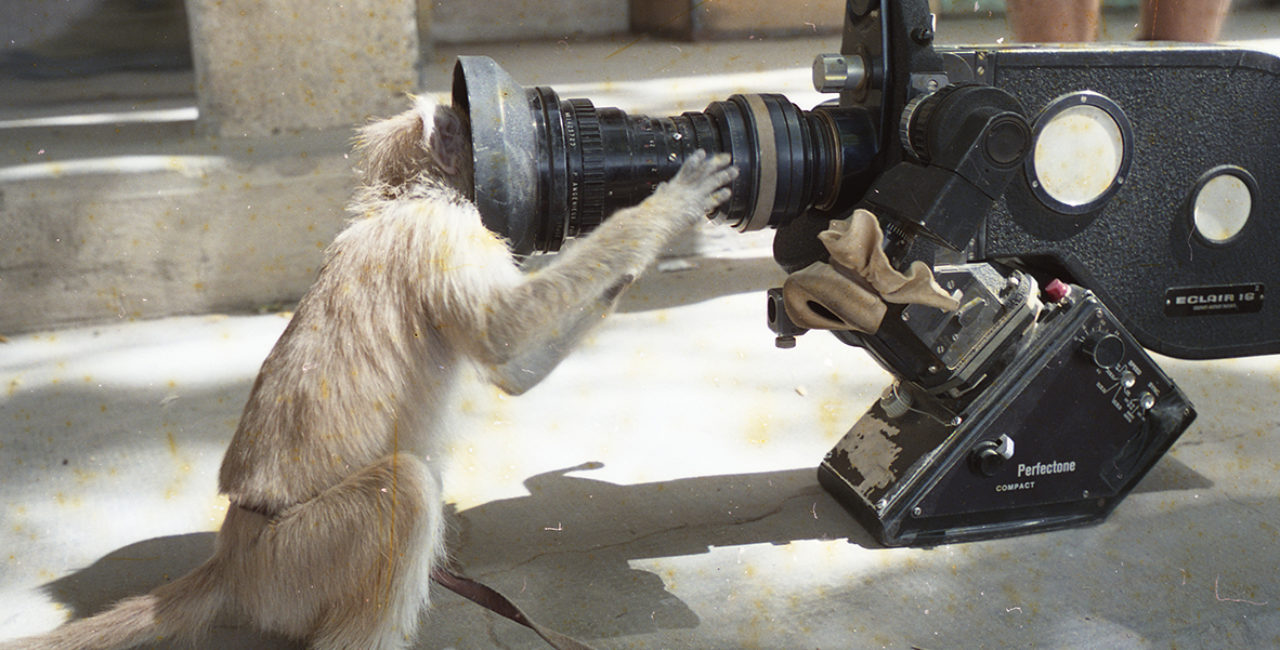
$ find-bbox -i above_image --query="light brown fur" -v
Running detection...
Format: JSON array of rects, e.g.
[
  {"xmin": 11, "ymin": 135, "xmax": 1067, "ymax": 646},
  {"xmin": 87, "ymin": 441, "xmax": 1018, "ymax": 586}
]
[{"xmin": 0, "ymin": 96, "xmax": 735, "ymax": 650}]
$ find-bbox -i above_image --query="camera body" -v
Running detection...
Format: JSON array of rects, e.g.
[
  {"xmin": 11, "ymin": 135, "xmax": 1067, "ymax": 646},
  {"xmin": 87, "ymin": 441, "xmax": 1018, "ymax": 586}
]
[
  {"xmin": 778, "ymin": 0, "xmax": 1280, "ymax": 360},
  {"xmin": 933, "ymin": 44, "xmax": 1278, "ymax": 360},
  {"xmin": 452, "ymin": 0, "xmax": 1278, "ymax": 545},
  {"xmin": 816, "ymin": 267, "xmax": 1195, "ymax": 546}
]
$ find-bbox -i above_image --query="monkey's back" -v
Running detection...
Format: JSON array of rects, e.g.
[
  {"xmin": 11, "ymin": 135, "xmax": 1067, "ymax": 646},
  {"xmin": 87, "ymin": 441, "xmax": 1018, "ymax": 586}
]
[{"xmin": 217, "ymin": 191, "xmax": 516, "ymax": 514}]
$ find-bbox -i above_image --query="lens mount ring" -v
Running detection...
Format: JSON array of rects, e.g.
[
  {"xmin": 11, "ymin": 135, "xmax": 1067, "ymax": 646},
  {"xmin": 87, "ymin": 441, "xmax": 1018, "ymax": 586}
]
[
  {"xmin": 532, "ymin": 87, "xmax": 570, "ymax": 250},
  {"xmin": 742, "ymin": 94, "xmax": 779, "ymax": 232}
]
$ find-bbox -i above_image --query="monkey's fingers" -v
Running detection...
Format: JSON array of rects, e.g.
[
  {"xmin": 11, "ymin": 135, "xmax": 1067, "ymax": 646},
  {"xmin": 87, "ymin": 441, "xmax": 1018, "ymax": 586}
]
[
  {"xmin": 673, "ymin": 150, "xmax": 735, "ymax": 185},
  {"xmin": 679, "ymin": 155, "xmax": 736, "ymax": 215},
  {"xmin": 671, "ymin": 149, "xmax": 710, "ymax": 184},
  {"xmin": 709, "ymin": 159, "xmax": 738, "ymax": 188},
  {"xmin": 706, "ymin": 152, "xmax": 734, "ymax": 171},
  {"xmin": 695, "ymin": 152, "xmax": 735, "ymax": 182},
  {"xmin": 685, "ymin": 153, "xmax": 737, "ymax": 191},
  {"xmin": 698, "ymin": 160, "xmax": 737, "ymax": 209},
  {"xmin": 708, "ymin": 187, "xmax": 733, "ymax": 210}
]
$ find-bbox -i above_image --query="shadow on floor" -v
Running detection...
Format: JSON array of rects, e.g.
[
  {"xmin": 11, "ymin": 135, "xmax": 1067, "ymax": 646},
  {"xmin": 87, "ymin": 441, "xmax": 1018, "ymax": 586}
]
[
  {"xmin": 32, "ymin": 464, "xmax": 859, "ymax": 648},
  {"xmin": 31, "ymin": 450, "xmax": 1218, "ymax": 649}
]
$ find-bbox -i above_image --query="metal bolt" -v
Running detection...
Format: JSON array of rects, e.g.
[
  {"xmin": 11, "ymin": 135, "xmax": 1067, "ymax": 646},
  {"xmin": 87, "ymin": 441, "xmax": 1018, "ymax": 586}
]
[
  {"xmin": 912, "ymin": 506, "xmax": 924, "ymax": 517},
  {"xmin": 812, "ymin": 53, "xmax": 867, "ymax": 94},
  {"xmin": 880, "ymin": 383, "xmax": 914, "ymax": 419}
]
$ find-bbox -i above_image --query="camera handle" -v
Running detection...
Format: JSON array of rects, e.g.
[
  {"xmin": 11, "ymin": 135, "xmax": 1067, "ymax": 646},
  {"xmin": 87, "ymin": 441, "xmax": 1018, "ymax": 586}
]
[{"xmin": 770, "ymin": 82, "xmax": 1034, "ymax": 395}]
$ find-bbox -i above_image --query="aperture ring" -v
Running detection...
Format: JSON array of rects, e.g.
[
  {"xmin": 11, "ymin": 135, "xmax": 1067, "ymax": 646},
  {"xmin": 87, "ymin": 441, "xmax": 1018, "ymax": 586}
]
[{"xmin": 566, "ymin": 98, "xmax": 606, "ymax": 234}]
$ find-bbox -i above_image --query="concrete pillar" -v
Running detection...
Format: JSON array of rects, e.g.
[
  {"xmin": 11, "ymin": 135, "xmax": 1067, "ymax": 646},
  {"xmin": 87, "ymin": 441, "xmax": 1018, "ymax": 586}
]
[
  {"xmin": 187, "ymin": 0, "xmax": 420, "ymax": 137},
  {"xmin": 631, "ymin": 0, "xmax": 844, "ymax": 40},
  {"xmin": 430, "ymin": 0, "xmax": 626, "ymax": 44}
]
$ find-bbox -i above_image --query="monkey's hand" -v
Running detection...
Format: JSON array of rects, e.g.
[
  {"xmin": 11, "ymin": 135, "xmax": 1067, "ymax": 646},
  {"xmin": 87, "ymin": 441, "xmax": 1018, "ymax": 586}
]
[{"xmin": 643, "ymin": 150, "xmax": 738, "ymax": 233}]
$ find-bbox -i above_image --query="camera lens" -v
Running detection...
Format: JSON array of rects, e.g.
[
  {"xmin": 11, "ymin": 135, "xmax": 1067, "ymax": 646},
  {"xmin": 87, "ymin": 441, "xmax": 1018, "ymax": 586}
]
[{"xmin": 454, "ymin": 56, "xmax": 877, "ymax": 254}]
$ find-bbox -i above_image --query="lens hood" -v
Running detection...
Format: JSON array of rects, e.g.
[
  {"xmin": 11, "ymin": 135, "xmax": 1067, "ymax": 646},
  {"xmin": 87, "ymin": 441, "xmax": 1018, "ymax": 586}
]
[{"xmin": 452, "ymin": 55, "xmax": 541, "ymax": 254}]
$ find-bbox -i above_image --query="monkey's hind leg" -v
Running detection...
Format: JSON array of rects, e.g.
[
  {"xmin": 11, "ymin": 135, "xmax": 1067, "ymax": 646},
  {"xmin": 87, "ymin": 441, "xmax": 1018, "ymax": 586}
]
[{"xmin": 250, "ymin": 454, "xmax": 442, "ymax": 650}]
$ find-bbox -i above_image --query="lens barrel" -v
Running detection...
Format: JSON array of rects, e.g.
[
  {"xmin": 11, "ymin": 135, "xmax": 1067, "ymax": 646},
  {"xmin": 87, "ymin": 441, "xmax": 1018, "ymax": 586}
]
[{"xmin": 454, "ymin": 56, "xmax": 877, "ymax": 254}]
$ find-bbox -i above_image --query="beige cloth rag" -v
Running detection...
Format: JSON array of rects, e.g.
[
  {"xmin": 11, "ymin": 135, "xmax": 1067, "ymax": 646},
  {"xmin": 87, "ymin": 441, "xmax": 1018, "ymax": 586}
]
[{"xmin": 783, "ymin": 209, "xmax": 960, "ymax": 333}]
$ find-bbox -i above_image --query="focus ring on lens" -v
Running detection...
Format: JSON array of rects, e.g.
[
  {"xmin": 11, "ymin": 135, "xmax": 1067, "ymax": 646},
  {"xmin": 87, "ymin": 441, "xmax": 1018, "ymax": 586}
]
[{"xmin": 568, "ymin": 98, "xmax": 606, "ymax": 234}]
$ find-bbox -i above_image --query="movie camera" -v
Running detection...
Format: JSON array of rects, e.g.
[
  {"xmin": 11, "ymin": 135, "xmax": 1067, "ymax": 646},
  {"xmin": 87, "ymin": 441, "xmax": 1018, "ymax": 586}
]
[{"xmin": 451, "ymin": 0, "xmax": 1279, "ymax": 545}]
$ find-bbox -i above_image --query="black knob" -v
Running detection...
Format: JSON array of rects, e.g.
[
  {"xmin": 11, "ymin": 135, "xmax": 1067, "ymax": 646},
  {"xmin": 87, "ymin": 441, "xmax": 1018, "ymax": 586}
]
[
  {"xmin": 984, "ymin": 116, "xmax": 1031, "ymax": 166},
  {"xmin": 1083, "ymin": 331, "xmax": 1126, "ymax": 369},
  {"xmin": 969, "ymin": 435, "xmax": 1014, "ymax": 477}
]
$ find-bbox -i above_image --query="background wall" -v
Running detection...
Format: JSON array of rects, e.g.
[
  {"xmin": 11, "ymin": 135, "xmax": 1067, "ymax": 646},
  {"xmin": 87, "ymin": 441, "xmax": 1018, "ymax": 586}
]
[{"xmin": 0, "ymin": 0, "xmax": 1239, "ymax": 336}]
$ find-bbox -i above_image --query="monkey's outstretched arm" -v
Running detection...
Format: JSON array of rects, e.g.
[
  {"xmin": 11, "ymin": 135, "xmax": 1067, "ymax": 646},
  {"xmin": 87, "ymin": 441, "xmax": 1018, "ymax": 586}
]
[
  {"xmin": 474, "ymin": 151, "xmax": 736, "ymax": 380},
  {"xmin": 483, "ymin": 285, "xmax": 619, "ymax": 395}
]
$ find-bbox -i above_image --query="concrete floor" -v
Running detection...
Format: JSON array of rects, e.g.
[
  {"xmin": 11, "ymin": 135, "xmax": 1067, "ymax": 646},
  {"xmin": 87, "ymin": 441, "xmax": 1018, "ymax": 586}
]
[
  {"xmin": 5, "ymin": 6, "xmax": 1280, "ymax": 650},
  {"xmin": 4, "ymin": 255, "xmax": 1280, "ymax": 649}
]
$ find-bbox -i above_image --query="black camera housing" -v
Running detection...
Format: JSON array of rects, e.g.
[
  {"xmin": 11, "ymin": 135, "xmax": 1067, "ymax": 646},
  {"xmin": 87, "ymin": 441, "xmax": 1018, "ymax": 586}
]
[
  {"xmin": 819, "ymin": 279, "xmax": 1196, "ymax": 546},
  {"xmin": 451, "ymin": 0, "xmax": 1279, "ymax": 545}
]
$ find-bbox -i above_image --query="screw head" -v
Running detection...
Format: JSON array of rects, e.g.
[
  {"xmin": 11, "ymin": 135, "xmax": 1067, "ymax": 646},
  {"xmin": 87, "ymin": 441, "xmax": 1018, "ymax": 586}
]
[{"xmin": 911, "ymin": 26, "xmax": 935, "ymax": 45}]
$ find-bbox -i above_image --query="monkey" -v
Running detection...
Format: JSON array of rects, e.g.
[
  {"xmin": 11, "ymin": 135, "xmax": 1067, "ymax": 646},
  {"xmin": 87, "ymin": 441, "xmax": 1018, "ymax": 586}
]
[{"xmin": 0, "ymin": 95, "xmax": 737, "ymax": 650}]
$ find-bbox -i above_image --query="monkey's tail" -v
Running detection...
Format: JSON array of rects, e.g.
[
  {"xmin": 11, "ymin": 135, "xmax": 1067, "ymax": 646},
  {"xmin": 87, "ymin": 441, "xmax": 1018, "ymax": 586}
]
[{"xmin": 0, "ymin": 559, "xmax": 226, "ymax": 650}]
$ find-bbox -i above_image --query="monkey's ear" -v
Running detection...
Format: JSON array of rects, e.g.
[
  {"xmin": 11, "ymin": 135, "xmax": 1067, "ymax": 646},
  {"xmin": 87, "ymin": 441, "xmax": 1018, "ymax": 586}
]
[
  {"xmin": 422, "ymin": 97, "xmax": 469, "ymax": 178},
  {"xmin": 355, "ymin": 103, "xmax": 428, "ymax": 188}
]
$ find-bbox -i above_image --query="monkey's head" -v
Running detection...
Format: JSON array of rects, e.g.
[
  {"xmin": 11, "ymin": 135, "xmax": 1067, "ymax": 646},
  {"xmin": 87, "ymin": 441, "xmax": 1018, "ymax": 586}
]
[{"xmin": 354, "ymin": 95, "xmax": 474, "ymax": 201}]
